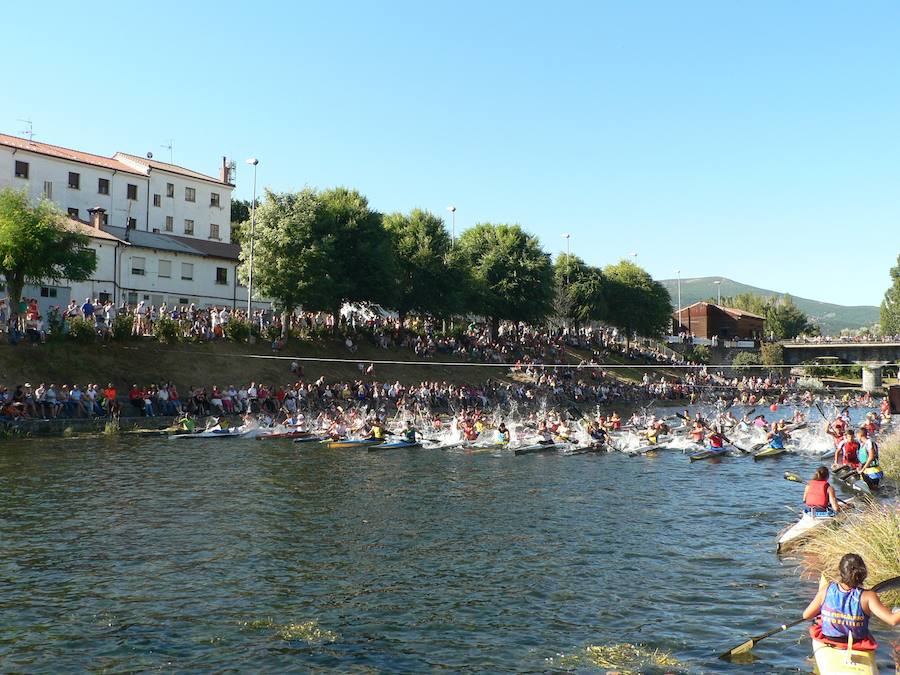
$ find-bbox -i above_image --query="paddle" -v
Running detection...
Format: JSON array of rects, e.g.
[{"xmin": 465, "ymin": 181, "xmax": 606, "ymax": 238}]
[
  {"xmin": 783, "ymin": 472, "xmax": 851, "ymax": 506},
  {"xmin": 719, "ymin": 574, "xmax": 900, "ymax": 660}
]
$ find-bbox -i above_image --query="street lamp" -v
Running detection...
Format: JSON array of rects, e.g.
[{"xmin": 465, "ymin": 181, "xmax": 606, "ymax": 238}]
[
  {"xmin": 446, "ymin": 205, "xmax": 456, "ymax": 243},
  {"xmin": 676, "ymin": 268, "xmax": 683, "ymax": 335},
  {"xmin": 713, "ymin": 279, "xmax": 722, "ymax": 305},
  {"xmin": 246, "ymin": 158, "xmax": 259, "ymax": 317},
  {"xmin": 562, "ymin": 233, "xmax": 571, "ymax": 284},
  {"xmin": 630, "ymin": 251, "xmax": 638, "ymax": 263}
]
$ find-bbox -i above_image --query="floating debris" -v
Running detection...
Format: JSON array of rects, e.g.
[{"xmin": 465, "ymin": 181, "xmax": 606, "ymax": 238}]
[
  {"xmin": 240, "ymin": 619, "xmax": 338, "ymax": 644},
  {"xmin": 553, "ymin": 643, "xmax": 684, "ymax": 673}
]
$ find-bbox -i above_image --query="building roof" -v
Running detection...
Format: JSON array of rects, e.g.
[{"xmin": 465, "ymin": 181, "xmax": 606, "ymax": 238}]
[
  {"xmin": 102, "ymin": 226, "xmax": 239, "ymax": 261},
  {"xmin": 66, "ymin": 217, "xmax": 128, "ymax": 244},
  {"xmin": 676, "ymin": 300, "xmax": 765, "ymax": 320},
  {"xmin": 114, "ymin": 153, "xmax": 233, "ymax": 187},
  {"xmin": 0, "ymin": 133, "xmax": 145, "ymax": 176}
]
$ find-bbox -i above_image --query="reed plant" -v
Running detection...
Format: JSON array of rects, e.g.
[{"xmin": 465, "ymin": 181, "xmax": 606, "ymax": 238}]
[
  {"xmin": 797, "ymin": 502, "xmax": 900, "ymax": 606},
  {"xmin": 879, "ymin": 428, "xmax": 900, "ymax": 480}
]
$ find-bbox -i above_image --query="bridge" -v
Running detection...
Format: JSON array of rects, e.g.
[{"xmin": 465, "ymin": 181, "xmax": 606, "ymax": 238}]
[{"xmin": 781, "ymin": 340, "xmax": 900, "ymax": 392}]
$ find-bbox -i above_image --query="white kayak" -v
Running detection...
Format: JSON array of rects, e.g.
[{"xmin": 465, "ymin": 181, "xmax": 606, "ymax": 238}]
[
  {"xmin": 169, "ymin": 427, "xmax": 242, "ymax": 440},
  {"xmin": 812, "ymin": 639, "xmax": 878, "ymax": 674},
  {"xmin": 776, "ymin": 510, "xmax": 836, "ymax": 553}
]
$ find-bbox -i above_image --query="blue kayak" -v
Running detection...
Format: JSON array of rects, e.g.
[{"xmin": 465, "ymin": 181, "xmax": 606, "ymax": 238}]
[
  {"xmin": 689, "ymin": 446, "xmax": 730, "ymax": 462},
  {"xmin": 369, "ymin": 440, "xmax": 422, "ymax": 451}
]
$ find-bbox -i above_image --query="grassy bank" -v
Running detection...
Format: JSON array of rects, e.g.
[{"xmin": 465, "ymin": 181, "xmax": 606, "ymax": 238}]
[
  {"xmin": 0, "ymin": 339, "xmax": 510, "ymax": 391},
  {"xmin": 880, "ymin": 429, "xmax": 900, "ymax": 480},
  {"xmin": 796, "ymin": 503, "xmax": 900, "ymax": 606}
]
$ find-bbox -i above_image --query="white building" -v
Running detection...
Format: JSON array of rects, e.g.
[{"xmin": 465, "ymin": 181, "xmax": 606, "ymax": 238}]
[{"xmin": 0, "ymin": 133, "xmax": 268, "ymax": 310}]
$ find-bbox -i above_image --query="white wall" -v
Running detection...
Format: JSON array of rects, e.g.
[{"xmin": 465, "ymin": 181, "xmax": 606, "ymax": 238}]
[
  {"xmin": 145, "ymin": 170, "xmax": 232, "ymax": 242},
  {"xmin": 0, "ymin": 147, "xmax": 149, "ymax": 229}
]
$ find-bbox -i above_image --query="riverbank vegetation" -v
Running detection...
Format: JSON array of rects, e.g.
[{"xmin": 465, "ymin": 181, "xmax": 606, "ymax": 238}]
[
  {"xmin": 796, "ymin": 502, "xmax": 900, "ymax": 606},
  {"xmin": 880, "ymin": 429, "xmax": 900, "ymax": 480}
]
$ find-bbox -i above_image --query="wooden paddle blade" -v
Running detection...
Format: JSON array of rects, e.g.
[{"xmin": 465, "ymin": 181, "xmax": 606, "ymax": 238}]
[
  {"xmin": 783, "ymin": 471, "xmax": 803, "ymax": 483},
  {"xmin": 718, "ymin": 638, "xmax": 754, "ymax": 660}
]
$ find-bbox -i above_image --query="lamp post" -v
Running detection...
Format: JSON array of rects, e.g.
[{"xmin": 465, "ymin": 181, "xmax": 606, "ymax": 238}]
[
  {"xmin": 246, "ymin": 158, "xmax": 259, "ymax": 317},
  {"xmin": 446, "ymin": 205, "xmax": 456, "ymax": 244},
  {"xmin": 676, "ymin": 268, "xmax": 683, "ymax": 334},
  {"xmin": 714, "ymin": 279, "xmax": 721, "ymax": 305},
  {"xmin": 562, "ymin": 233, "xmax": 571, "ymax": 284}
]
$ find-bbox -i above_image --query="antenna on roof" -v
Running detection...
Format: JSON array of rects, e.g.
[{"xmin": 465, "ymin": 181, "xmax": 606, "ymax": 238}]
[
  {"xmin": 18, "ymin": 118, "xmax": 34, "ymax": 141},
  {"xmin": 160, "ymin": 139, "xmax": 174, "ymax": 163}
]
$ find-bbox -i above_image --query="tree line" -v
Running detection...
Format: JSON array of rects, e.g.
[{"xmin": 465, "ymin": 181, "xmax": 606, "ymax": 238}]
[{"xmin": 236, "ymin": 187, "xmax": 673, "ymax": 341}]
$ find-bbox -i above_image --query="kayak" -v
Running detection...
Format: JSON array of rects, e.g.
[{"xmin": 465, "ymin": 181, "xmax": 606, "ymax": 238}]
[
  {"xmin": 368, "ymin": 440, "xmax": 422, "ymax": 451},
  {"xmin": 323, "ymin": 437, "xmax": 381, "ymax": 449},
  {"xmin": 169, "ymin": 427, "xmax": 242, "ymax": 439},
  {"xmin": 754, "ymin": 445, "xmax": 787, "ymax": 460},
  {"xmin": 689, "ymin": 446, "xmax": 730, "ymax": 462},
  {"xmin": 293, "ymin": 435, "xmax": 327, "ymax": 444},
  {"xmin": 831, "ymin": 466, "xmax": 873, "ymax": 495},
  {"xmin": 514, "ymin": 441, "xmax": 563, "ymax": 456},
  {"xmin": 811, "ymin": 639, "xmax": 877, "ymax": 674},
  {"xmin": 257, "ymin": 429, "xmax": 311, "ymax": 441},
  {"xmin": 464, "ymin": 442, "xmax": 508, "ymax": 453},
  {"xmin": 776, "ymin": 509, "xmax": 837, "ymax": 553}
]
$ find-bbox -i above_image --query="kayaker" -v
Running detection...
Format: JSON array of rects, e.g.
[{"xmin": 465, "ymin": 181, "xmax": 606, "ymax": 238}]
[
  {"xmin": 370, "ymin": 419, "xmax": 385, "ymax": 440},
  {"xmin": 833, "ymin": 429, "xmax": 861, "ymax": 470},
  {"xmin": 802, "ymin": 553, "xmax": 900, "ymax": 650},
  {"xmin": 827, "ymin": 415, "xmax": 847, "ymax": 448},
  {"xmin": 403, "ymin": 420, "xmax": 418, "ymax": 443},
  {"xmin": 496, "ymin": 422, "xmax": 510, "ymax": 444},
  {"xmin": 179, "ymin": 413, "xmax": 196, "ymax": 433},
  {"xmin": 689, "ymin": 420, "xmax": 705, "ymax": 443},
  {"xmin": 802, "ymin": 466, "xmax": 841, "ymax": 514},
  {"xmin": 609, "ymin": 411, "xmax": 622, "ymax": 431},
  {"xmin": 707, "ymin": 426, "xmax": 725, "ymax": 449},
  {"xmin": 857, "ymin": 427, "xmax": 884, "ymax": 489},
  {"xmin": 765, "ymin": 426, "xmax": 786, "ymax": 450},
  {"xmin": 588, "ymin": 421, "xmax": 608, "ymax": 446}
]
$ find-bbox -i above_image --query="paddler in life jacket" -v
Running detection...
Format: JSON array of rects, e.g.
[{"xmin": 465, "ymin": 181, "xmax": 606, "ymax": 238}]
[
  {"xmin": 803, "ymin": 466, "xmax": 841, "ymax": 514},
  {"xmin": 609, "ymin": 411, "xmax": 622, "ymax": 431},
  {"xmin": 403, "ymin": 420, "xmax": 418, "ymax": 443},
  {"xmin": 765, "ymin": 422, "xmax": 788, "ymax": 450},
  {"xmin": 706, "ymin": 426, "xmax": 725, "ymax": 450},
  {"xmin": 587, "ymin": 421, "xmax": 608, "ymax": 446},
  {"xmin": 857, "ymin": 427, "xmax": 884, "ymax": 489},
  {"xmin": 496, "ymin": 422, "xmax": 510, "ymax": 445},
  {"xmin": 802, "ymin": 553, "xmax": 900, "ymax": 652},
  {"xmin": 179, "ymin": 412, "xmax": 196, "ymax": 433},
  {"xmin": 370, "ymin": 418, "xmax": 385, "ymax": 440},
  {"xmin": 880, "ymin": 397, "xmax": 891, "ymax": 421},
  {"xmin": 462, "ymin": 419, "xmax": 479, "ymax": 442},
  {"xmin": 833, "ymin": 429, "xmax": 861, "ymax": 470},
  {"xmin": 826, "ymin": 415, "xmax": 847, "ymax": 448},
  {"xmin": 689, "ymin": 420, "xmax": 705, "ymax": 444},
  {"xmin": 644, "ymin": 418, "xmax": 661, "ymax": 445}
]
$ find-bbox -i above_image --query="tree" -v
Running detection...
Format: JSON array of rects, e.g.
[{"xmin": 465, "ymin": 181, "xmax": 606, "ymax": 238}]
[
  {"xmin": 0, "ymin": 188, "xmax": 96, "ymax": 329},
  {"xmin": 451, "ymin": 223, "xmax": 554, "ymax": 338},
  {"xmin": 881, "ymin": 254, "xmax": 900, "ymax": 335},
  {"xmin": 237, "ymin": 188, "xmax": 326, "ymax": 336},
  {"xmin": 230, "ymin": 199, "xmax": 254, "ymax": 247},
  {"xmin": 765, "ymin": 294, "xmax": 816, "ymax": 340},
  {"xmin": 760, "ymin": 342, "xmax": 784, "ymax": 367},
  {"xmin": 602, "ymin": 260, "xmax": 671, "ymax": 346},
  {"xmin": 383, "ymin": 209, "xmax": 464, "ymax": 326}
]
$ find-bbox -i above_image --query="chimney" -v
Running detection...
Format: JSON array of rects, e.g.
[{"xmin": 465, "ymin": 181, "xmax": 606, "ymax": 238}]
[
  {"xmin": 87, "ymin": 206, "xmax": 106, "ymax": 229},
  {"xmin": 220, "ymin": 156, "xmax": 227, "ymax": 183}
]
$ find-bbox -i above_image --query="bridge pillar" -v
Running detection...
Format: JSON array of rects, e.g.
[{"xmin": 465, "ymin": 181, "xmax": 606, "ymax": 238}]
[{"xmin": 862, "ymin": 365, "xmax": 883, "ymax": 393}]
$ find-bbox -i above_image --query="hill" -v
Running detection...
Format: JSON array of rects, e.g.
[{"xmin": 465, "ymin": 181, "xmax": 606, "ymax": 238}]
[{"xmin": 658, "ymin": 277, "xmax": 879, "ymax": 335}]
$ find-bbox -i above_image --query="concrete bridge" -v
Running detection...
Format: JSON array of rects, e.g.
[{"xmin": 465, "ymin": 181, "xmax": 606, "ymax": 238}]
[{"xmin": 781, "ymin": 341, "xmax": 900, "ymax": 392}]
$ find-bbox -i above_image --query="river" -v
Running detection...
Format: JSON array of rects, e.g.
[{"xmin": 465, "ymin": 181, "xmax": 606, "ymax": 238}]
[{"xmin": 0, "ymin": 426, "xmax": 895, "ymax": 672}]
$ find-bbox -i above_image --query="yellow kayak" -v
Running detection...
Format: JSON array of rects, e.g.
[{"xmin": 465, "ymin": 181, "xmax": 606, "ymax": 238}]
[{"xmin": 812, "ymin": 639, "xmax": 878, "ymax": 674}]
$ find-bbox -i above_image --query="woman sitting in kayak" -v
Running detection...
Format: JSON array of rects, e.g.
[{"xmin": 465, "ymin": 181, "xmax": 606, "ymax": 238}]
[
  {"xmin": 803, "ymin": 466, "xmax": 841, "ymax": 514},
  {"xmin": 765, "ymin": 425, "xmax": 788, "ymax": 450},
  {"xmin": 802, "ymin": 553, "xmax": 900, "ymax": 650},
  {"xmin": 857, "ymin": 427, "xmax": 884, "ymax": 489}
]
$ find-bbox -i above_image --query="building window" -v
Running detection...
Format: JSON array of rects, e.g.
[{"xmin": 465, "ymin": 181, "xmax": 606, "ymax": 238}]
[
  {"xmin": 131, "ymin": 256, "xmax": 146, "ymax": 276},
  {"xmin": 127, "ymin": 183, "xmax": 138, "ymax": 200},
  {"xmin": 165, "ymin": 216, "xmax": 173, "ymax": 232},
  {"xmin": 40, "ymin": 287, "xmax": 58, "ymax": 298},
  {"xmin": 127, "ymin": 217, "xmax": 137, "ymax": 229},
  {"xmin": 166, "ymin": 182, "xmax": 174, "ymax": 198},
  {"xmin": 158, "ymin": 260, "xmax": 171, "ymax": 278},
  {"xmin": 153, "ymin": 193, "xmax": 161, "ymax": 207},
  {"xmin": 210, "ymin": 192, "xmax": 220, "ymax": 207},
  {"xmin": 102, "ymin": 213, "xmax": 109, "ymax": 226},
  {"xmin": 215, "ymin": 267, "xmax": 228, "ymax": 285},
  {"xmin": 98, "ymin": 292, "xmax": 111, "ymax": 303},
  {"xmin": 67, "ymin": 208, "xmax": 79, "ymax": 218},
  {"xmin": 68, "ymin": 172, "xmax": 80, "ymax": 190},
  {"xmin": 185, "ymin": 187, "xmax": 196, "ymax": 202},
  {"xmin": 184, "ymin": 219, "xmax": 194, "ymax": 235},
  {"xmin": 209, "ymin": 223, "xmax": 220, "ymax": 240},
  {"xmin": 14, "ymin": 160, "xmax": 28, "ymax": 178},
  {"xmin": 98, "ymin": 178, "xmax": 110, "ymax": 195},
  {"xmin": 181, "ymin": 262, "xmax": 193, "ymax": 281},
  {"xmin": 42, "ymin": 181, "xmax": 52, "ymax": 199}
]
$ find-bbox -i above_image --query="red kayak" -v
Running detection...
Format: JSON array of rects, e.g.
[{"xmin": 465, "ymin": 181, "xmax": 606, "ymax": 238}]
[{"xmin": 256, "ymin": 429, "xmax": 311, "ymax": 441}]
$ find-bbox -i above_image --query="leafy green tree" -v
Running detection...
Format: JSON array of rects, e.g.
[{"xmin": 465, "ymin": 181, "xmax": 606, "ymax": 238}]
[
  {"xmin": 238, "ymin": 188, "xmax": 325, "ymax": 336},
  {"xmin": 732, "ymin": 350, "xmax": 761, "ymax": 371},
  {"xmin": 602, "ymin": 260, "xmax": 671, "ymax": 346},
  {"xmin": 765, "ymin": 295, "xmax": 816, "ymax": 340},
  {"xmin": 881, "ymin": 254, "xmax": 900, "ymax": 335},
  {"xmin": 230, "ymin": 199, "xmax": 255, "ymax": 247},
  {"xmin": 0, "ymin": 188, "xmax": 96, "ymax": 329},
  {"xmin": 451, "ymin": 223, "xmax": 554, "ymax": 337},
  {"xmin": 383, "ymin": 209, "xmax": 464, "ymax": 325},
  {"xmin": 760, "ymin": 342, "xmax": 784, "ymax": 367}
]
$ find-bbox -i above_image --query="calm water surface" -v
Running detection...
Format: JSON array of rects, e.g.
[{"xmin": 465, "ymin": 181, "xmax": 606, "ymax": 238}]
[{"xmin": 0, "ymin": 435, "xmax": 895, "ymax": 672}]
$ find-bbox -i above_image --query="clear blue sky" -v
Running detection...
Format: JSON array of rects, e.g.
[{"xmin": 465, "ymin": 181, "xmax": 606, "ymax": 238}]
[{"xmin": 6, "ymin": 0, "xmax": 899, "ymax": 306}]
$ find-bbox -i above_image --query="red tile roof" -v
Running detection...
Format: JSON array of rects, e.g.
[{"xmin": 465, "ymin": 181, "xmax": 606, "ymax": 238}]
[
  {"xmin": 0, "ymin": 133, "xmax": 145, "ymax": 176},
  {"xmin": 114, "ymin": 153, "xmax": 232, "ymax": 186}
]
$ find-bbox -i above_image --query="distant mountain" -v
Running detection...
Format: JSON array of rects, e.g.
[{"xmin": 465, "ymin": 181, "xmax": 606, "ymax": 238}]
[{"xmin": 658, "ymin": 277, "xmax": 879, "ymax": 335}]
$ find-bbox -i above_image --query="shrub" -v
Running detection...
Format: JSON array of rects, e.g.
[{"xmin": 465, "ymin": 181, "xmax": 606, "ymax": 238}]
[
  {"xmin": 879, "ymin": 429, "xmax": 900, "ymax": 481},
  {"xmin": 760, "ymin": 343, "xmax": 784, "ymax": 367},
  {"xmin": 224, "ymin": 319, "xmax": 251, "ymax": 343},
  {"xmin": 687, "ymin": 345, "xmax": 710, "ymax": 364},
  {"xmin": 732, "ymin": 351, "xmax": 761, "ymax": 370},
  {"xmin": 67, "ymin": 317, "xmax": 97, "ymax": 343},
  {"xmin": 111, "ymin": 314, "xmax": 134, "ymax": 340},
  {"xmin": 262, "ymin": 322, "xmax": 282, "ymax": 342},
  {"xmin": 153, "ymin": 317, "xmax": 181, "ymax": 344}
]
